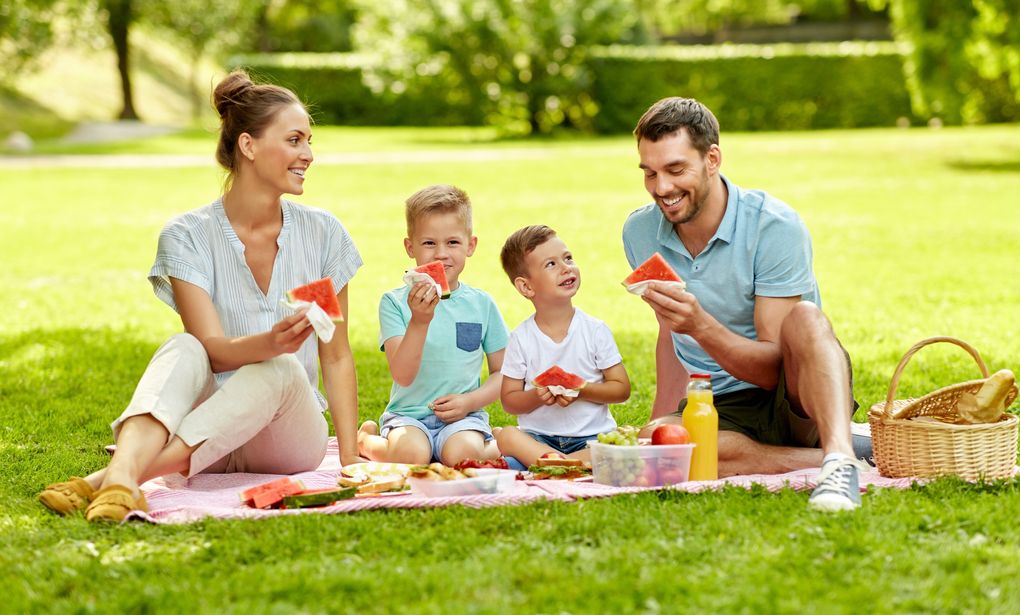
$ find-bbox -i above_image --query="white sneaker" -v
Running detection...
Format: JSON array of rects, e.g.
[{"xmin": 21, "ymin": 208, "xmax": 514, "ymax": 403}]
[{"xmin": 808, "ymin": 457, "xmax": 868, "ymax": 512}]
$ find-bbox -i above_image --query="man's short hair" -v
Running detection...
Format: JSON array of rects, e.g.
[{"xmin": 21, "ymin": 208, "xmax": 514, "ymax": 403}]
[
  {"xmin": 500, "ymin": 225, "xmax": 558, "ymax": 282},
  {"xmin": 405, "ymin": 184, "xmax": 472, "ymax": 237},
  {"xmin": 633, "ymin": 97, "xmax": 720, "ymax": 156}
]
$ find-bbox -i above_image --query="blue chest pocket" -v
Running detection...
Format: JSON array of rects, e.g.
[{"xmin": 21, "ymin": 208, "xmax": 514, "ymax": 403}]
[{"xmin": 455, "ymin": 322, "xmax": 483, "ymax": 352}]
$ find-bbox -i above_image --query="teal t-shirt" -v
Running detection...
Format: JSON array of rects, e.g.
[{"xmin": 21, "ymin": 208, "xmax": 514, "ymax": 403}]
[{"xmin": 378, "ymin": 282, "xmax": 509, "ymax": 419}]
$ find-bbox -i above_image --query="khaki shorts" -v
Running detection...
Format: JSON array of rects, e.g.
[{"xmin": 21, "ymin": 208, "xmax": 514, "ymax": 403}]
[{"xmin": 673, "ymin": 369, "xmax": 858, "ymax": 448}]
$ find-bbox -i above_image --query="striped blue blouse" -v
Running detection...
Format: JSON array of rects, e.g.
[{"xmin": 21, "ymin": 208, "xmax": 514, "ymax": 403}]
[{"xmin": 148, "ymin": 198, "xmax": 362, "ymax": 407}]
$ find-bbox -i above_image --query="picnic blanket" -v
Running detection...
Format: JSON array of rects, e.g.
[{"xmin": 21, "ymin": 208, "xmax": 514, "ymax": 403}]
[{"xmin": 127, "ymin": 438, "xmax": 922, "ymax": 525}]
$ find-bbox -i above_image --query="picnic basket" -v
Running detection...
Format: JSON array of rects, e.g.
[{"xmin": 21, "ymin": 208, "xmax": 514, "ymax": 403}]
[{"xmin": 868, "ymin": 336, "xmax": 1018, "ymax": 480}]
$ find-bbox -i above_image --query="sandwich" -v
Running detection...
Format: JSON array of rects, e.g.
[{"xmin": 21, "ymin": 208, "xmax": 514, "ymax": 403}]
[{"xmin": 528, "ymin": 453, "xmax": 592, "ymax": 480}]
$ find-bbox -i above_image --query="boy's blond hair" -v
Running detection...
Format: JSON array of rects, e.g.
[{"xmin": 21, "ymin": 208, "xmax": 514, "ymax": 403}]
[
  {"xmin": 500, "ymin": 225, "xmax": 558, "ymax": 282},
  {"xmin": 405, "ymin": 184, "xmax": 473, "ymax": 237}
]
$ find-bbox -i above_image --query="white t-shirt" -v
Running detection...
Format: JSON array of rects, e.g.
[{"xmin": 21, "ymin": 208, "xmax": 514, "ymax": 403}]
[{"xmin": 502, "ymin": 308, "xmax": 622, "ymax": 437}]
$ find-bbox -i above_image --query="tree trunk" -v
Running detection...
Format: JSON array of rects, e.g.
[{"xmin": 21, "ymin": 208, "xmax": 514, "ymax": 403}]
[{"xmin": 105, "ymin": 0, "xmax": 138, "ymax": 120}]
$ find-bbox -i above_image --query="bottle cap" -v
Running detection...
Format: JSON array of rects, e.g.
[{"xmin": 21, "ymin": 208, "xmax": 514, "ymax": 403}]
[{"xmin": 691, "ymin": 374, "xmax": 711, "ymax": 379}]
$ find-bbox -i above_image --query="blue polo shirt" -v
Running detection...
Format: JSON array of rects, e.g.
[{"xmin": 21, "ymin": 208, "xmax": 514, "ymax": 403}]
[{"xmin": 622, "ymin": 175, "xmax": 819, "ymax": 396}]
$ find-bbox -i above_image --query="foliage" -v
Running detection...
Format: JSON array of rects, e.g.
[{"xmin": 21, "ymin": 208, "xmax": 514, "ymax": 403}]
[
  {"xmin": 869, "ymin": 0, "xmax": 1020, "ymax": 124},
  {"xmin": 0, "ymin": 0, "xmax": 67, "ymax": 77},
  {"xmin": 255, "ymin": 0, "xmax": 359, "ymax": 52},
  {"xmin": 352, "ymin": 0, "xmax": 642, "ymax": 135},
  {"xmin": 590, "ymin": 42, "xmax": 916, "ymax": 132}
]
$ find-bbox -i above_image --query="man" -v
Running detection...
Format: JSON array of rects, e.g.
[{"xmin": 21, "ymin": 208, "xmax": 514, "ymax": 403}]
[{"xmin": 622, "ymin": 97, "xmax": 868, "ymax": 511}]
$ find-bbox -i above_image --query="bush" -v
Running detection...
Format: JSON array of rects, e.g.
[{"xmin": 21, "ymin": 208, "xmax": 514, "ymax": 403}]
[
  {"xmin": 227, "ymin": 52, "xmax": 483, "ymax": 126},
  {"xmin": 589, "ymin": 42, "xmax": 917, "ymax": 133}
]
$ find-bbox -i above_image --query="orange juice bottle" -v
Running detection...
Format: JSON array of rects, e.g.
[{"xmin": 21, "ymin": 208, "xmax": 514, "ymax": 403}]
[{"xmin": 682, "ymin": 374, "xmax": 718, "ymax": 480}]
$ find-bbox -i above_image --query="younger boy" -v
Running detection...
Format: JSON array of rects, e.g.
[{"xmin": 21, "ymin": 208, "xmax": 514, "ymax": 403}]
[
  {"xmin": 497, "ymin": 225, "xmax": 631, "ymax": 466},
  {"xmin": 358, "ymin": 185, "xmax": 508, "ymax": 466}
]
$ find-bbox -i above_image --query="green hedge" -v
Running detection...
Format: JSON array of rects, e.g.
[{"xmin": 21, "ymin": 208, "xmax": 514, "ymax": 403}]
[
  {"xmin": 589, "ymin": 42, "xmax": 916, "ymax": 133},
  {"xmin": 230, "ymin": 44, "xmax": 918, "ymax": 132},
  {"xmin": 227, "ymin": 53, "xmax": 484, "ymax": 126}
]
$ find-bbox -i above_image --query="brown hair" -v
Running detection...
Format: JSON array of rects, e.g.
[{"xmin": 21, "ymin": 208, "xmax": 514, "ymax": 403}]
[
  {"xmin": 633, "ymin": 97, "xmax": 720, "ymax": 156},
  {"xmin": 405, "ymin": 185, "xmax": 473, "ymax": 237},
  {"xmin": 213, "ymin": 70, "xmax": 305, "ymax": 179},
  {"xmin": 500, "ymin": 225, "xmax": 558, "ymax": 282}
]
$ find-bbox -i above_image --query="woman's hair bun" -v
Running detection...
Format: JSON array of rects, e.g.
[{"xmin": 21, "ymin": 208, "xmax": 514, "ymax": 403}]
[{"xmin": 213, "ymin": 71, "xmax": 255, "ymax": 119}]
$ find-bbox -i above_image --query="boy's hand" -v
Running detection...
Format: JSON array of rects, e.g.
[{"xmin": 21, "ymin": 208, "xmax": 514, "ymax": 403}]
[
  {"xmin": 535, "ymin": 385, "xmax": 557, "ymax": 406},
  {"xmin": 552, "ymin": 394, "xmax": 576, "ymax": 407},
  {"xmin": 431, "ymin": 394, "xmax": 473, "ymax": 423},
  {"xmin": 407, "ymin": 281, "xmax": 440, "ymax": 324}
]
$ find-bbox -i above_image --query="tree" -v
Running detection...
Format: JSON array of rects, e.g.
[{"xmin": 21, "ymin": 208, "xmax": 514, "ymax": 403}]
[
  {"xmin": 101, "ymin": 0, "xmax": 138, "ymax": 120},
  {"xmin": 356, "ymin": 0, "xmax": 641, "ymax": 135},
  {"xmin": 0, "ymin": 0, "xmax": 62, "ymax": 78},
  {"xmin": 869, "ymin": 0, "xmax": 1020, "ymax": 123},
  {"xmin": 146, "ymin": 1, "xmax": 258, "ymax": 121}
]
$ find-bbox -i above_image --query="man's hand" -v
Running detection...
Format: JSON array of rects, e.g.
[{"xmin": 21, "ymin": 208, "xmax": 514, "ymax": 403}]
[
  {"xmin": 268, "ymin": 309, "xmax": 315, "ymax": 354},
  {"xmin": 407, "ymin": 281, "xmax": 439, "ymax": 325},
  {"xmin": 431, "ymin": 394, "xmax": 474, "ymax": 423},
  {"xmin": 641, "ymin": 281, "xmax": 707, "ymax": 336}
]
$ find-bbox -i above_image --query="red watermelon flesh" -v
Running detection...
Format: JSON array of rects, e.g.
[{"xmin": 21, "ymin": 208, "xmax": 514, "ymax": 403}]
[
  {"xmin": 415, "ymin": 260, "xmax": 451, "ymax": 299},
  {"xmin": 533, "ymin": 365, "xmax": 586, "ymax": 390},
  {"xmin": 288, "ymin": 277, "xmax": 344, "ymax": 322},
  {"xmin": 622, "ymin": 253, "xmax": 682, "ymax": 286},
  {"xmin": 239, "ymin": 477, "xmax": 306, "ymax": 509}
]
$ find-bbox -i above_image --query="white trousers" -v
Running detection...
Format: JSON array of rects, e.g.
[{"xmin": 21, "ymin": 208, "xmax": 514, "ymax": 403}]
[{"xmin": 111, "ymin": 333, "xmax": 328, "ymax": 477}]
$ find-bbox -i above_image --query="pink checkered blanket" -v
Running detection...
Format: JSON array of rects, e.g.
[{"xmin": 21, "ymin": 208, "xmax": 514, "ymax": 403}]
[{"xmin": 127, "ymin": 438, "xmax": 920, "ymax": 524}]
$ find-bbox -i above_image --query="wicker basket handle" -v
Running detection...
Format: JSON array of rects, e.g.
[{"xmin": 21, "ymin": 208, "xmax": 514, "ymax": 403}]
[{"xmin": 882, "ymin": 336, "xmax": 990, "ymax": 417}]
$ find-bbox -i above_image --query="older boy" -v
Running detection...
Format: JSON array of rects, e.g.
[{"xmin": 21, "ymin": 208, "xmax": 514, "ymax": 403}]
[
  {"xmin": 358, "ymin": 185, "xmax": 507, "ymax": 465},
  {"xmin": 496, "ymin": 225, "xmax": 630, "ymax": 466}
]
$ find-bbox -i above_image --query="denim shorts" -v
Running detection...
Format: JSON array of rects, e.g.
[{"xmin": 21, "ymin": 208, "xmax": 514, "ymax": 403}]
[
  {"xmin": 524, "ymin": 431, "xmax": 598, "ymax": 455},
  {"xmin": 380, "ymin": 410, "xmax": 493, "ymax": 462}
]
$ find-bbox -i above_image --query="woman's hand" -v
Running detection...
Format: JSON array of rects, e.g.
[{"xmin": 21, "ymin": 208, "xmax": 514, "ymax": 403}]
[
  {"xmin": 269, "ymin": 309, "xmax": 314, "ymax": 355},
  {"xmin": 407, "ymin": 282, "xmax": 439, "ymax": 325}
]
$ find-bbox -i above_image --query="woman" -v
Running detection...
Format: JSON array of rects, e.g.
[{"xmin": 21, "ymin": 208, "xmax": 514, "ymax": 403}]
[{"xmin": 39, "ymin": 71, "xmax": 365, "ymax": 522}]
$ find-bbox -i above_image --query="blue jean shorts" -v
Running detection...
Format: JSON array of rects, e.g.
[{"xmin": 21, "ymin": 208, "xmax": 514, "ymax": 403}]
[
  {"xmin": 524, "ymin": 431, "xmax": 598, "ymax": 455},
  {"xmin": 380, "ymin": 410, "xmax": 493, "ymax": 462}
]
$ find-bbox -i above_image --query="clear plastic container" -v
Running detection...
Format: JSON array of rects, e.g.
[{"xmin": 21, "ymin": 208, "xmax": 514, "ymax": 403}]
[
  {"xmin": 589, "ymin": 441, "xmax": 695, "ymax": 487},
  {"xmin": 407, "ymin": 469, "xmax": 518, "ymax": 497}
]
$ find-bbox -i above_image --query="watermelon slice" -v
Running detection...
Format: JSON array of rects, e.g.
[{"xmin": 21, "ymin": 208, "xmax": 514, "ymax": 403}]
[
  {"xmin": 239, "ymin": 477, "xmax": 306, "ymax": 509},
  {"xmin": 281, "ymin": 487, "xmax": 357, "ymax": 509},
  {"xmin": 287, "ymin": 277, "xmax": 344, "ymax": 322},
  {"xmin": 622, "ymin": 253, "xmax": 682, "ymax": 286},
  {"xmin": 533, "ymin": 365, "xmax": 586, "ymax": 390},
  {"xmin": 415, "ymin": 261, "xmax": 451, "ymax": 299}
]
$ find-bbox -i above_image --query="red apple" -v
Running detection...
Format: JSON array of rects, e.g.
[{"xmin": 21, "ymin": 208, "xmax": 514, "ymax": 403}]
[{"xmin": 652, "ymin": 424, "xmax": 690, "ymax": 445}]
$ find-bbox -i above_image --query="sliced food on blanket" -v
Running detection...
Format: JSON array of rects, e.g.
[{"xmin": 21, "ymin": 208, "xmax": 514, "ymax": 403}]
[
  {"xmin": 282, "ymin": 487, "xmax": 357, "ymax": 508},
  {"xmin": 622, "ymin": 253, "xmax": 686, "ymax": 296},
  {"xmin": 533, "ymin": 365, "xmax": 586, "ymax": 392},
  {"xmin": 454, "ymin": 458, "xmax": 510, "ymax": 471},
  {"xmin": 239, "ymin": 477, "xmax": 306, "ymax": 509},
  {"xmin": 408, "ymin": 462, "xmax": 480, "ymax": 481},
  {"xmin": 529, "ymin": 453, "xmax": 593, "ymax": 480},
  {"xmin": 412, "ymin": 260, "xmax": 451, "ymax": 299},
  {"xmin": 287, "ymin": 277, "xmax": 344, "ymax": 322}
]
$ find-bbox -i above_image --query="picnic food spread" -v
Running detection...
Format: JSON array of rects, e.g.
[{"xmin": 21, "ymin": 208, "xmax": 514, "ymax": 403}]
[
  {"xmin": 287, "ymin": 277, "xmax": 344, "ymax": 322},
  {"xmin": 240, "ymin": 478, "xmax": 356, "ymax": 509},
  {"xmin": 338, "ymin": 462, "xmax": 413, "ymax": 494},
  {"xmin": 591, "ymin": 425, "xmax": 695, "ymax": 487}
]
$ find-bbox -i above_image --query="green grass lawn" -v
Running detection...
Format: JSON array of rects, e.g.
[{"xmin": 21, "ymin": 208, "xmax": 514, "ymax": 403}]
[{"xmin": 3, "ymin": 125, "xmax": 1019, "ymax": 613}]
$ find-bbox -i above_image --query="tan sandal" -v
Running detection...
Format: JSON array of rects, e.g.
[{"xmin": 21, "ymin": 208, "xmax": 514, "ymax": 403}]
[
  {"xmin": 84, "ymin": 485, "xmax": 148, "ymax": 523},
  {"xmin": 38, "ymin": 477, "xmax": 95, "ymax": 515}
]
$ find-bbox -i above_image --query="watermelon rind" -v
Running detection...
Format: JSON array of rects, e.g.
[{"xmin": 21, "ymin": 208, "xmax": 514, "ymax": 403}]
[
  {"xmin": 287, "ymin": 277, "xmax": 345, "ymax": 322},
  {"xmin": 282, "ymin": 487, "xmax": 357, "ymax": 508},
  {"xmin": 415, "ymin": 261, "xmax": 451, "ymax": 299},
  {"xmin": 240, "ymin": 477, "xmax": 305, "ymax": 504},
  {"xmin": 622, "ymin": 253, "xmax": 682, "ymax": 286}
]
